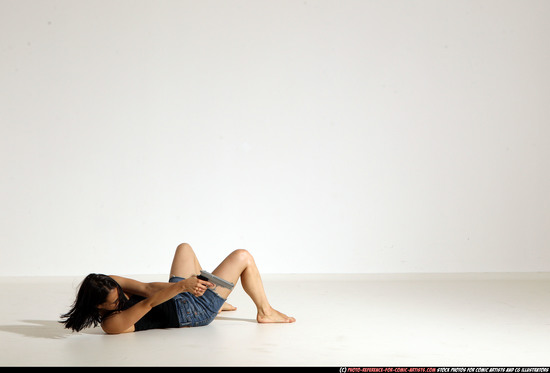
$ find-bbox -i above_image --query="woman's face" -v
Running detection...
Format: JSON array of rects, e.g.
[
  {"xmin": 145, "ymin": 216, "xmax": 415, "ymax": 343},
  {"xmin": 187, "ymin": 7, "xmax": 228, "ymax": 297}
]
[{"xmin": 97, "ymin": 288, "xmax": 120, "ymax": 311}]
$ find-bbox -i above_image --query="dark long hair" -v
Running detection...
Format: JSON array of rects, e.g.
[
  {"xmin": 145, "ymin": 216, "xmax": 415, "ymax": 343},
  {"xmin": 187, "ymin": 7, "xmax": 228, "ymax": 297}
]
[{"xmin": 60, "ymin": 273, "xmax": 127, "ymax": 332}]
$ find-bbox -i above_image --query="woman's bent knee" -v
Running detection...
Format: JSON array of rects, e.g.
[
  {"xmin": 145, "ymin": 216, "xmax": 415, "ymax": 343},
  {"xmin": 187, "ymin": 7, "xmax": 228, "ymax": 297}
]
[
  {"xmin": 177, "ymin": 243, "xmax": 192, "ymax": 251},
  {"xmin": 232, "ymin": 249, "xmax": 253, "ymax": 264}
]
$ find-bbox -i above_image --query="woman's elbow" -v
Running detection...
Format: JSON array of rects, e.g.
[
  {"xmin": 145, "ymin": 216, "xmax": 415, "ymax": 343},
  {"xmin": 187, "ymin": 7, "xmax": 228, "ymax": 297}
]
[{"xmin": 101, "ymin": 323, "xmax": 134, "ymax": 334}]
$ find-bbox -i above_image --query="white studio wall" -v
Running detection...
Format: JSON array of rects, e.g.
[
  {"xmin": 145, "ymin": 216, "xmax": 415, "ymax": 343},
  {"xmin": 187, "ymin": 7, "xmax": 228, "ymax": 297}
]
[{"xmin": 1, "ymin": 0, "xmax": 549, "ymax": 276}]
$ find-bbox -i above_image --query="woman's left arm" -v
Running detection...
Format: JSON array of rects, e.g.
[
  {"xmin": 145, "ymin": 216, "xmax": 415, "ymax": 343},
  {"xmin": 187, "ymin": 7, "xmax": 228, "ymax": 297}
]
[
  {"xmin": 109, "ymin": 275, "xmax": 213, "ymax": 298},
  {"xmin": 109, "ymin": 275, "xmax": 171, "ymax": 298}
]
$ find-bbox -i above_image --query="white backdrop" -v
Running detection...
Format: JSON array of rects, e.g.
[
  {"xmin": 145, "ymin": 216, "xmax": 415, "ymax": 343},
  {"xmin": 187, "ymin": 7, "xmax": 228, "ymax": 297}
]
[{"xmin": 1, "ymin": 0, "xmax": 549, "ymax": 276}]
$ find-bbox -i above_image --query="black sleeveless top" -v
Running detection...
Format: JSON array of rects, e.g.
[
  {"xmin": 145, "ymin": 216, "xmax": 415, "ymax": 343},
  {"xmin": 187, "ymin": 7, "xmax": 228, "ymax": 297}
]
[{"xmin": 122, "ymin": 295, "xmax": 180, "ymax": 331}]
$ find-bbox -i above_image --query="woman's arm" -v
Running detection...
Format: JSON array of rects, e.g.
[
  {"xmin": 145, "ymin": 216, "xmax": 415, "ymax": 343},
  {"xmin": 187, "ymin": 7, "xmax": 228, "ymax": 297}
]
[
  {"xmin": 108, "ymin": 275, "xmax": 170, "ymax": 298},
  {"xmin": 110, "ymin": 275, "xmax": 208, "ymax": 298},
  {"xmin": 101, "ymin": 276, "xmax": 213, "ymax": 334}
]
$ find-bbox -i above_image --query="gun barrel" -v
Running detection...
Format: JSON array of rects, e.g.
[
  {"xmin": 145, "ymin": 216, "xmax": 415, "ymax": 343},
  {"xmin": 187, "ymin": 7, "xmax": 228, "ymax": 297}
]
[{"xmin": 198, "ymin": 270, "xmax": 234, "ymax": 290}]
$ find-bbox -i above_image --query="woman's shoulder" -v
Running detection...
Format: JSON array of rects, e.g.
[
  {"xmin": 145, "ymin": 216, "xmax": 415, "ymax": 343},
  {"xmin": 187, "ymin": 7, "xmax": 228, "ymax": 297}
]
[{"xmin": 109, "ymin": 275, "xmax": 150, "ymax": 297}]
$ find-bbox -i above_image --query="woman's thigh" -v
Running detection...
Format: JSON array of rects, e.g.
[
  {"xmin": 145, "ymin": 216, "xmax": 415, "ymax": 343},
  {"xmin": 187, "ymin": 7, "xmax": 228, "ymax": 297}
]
[
  {"xmin": 210, "ymin": 249, "xmax": 252, "ymax": 299},
  {"xmin": 169, "ymin": 243, "xmax": 202, "ymax": 279}
]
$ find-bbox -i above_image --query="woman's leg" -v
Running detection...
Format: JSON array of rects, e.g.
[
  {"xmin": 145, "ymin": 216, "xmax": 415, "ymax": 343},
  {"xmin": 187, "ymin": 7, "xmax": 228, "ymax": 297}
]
[
  {"xmin": 169, "ymin": 243, "xmax": 202, "ymax": 279},
  {"xmin": 169, "ymin": 243, "xmax": 236, "ymax": 311},
  {"xmin": 212, "ymin": 249, "xmax": 296, "ymax": 323}
]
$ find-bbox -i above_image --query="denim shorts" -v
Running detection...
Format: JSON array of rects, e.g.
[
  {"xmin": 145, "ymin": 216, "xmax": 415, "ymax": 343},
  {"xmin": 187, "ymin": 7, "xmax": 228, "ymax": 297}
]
[{"xmin": 169, "ymin": 276, "xmax": 226, "ymax": 327}]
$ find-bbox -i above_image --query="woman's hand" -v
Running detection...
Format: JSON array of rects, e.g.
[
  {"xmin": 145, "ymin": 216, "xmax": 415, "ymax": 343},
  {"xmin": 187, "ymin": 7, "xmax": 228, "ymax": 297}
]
[{"xmin": 181, "ymin": 276, "xmax": 214, "ymax": 297}]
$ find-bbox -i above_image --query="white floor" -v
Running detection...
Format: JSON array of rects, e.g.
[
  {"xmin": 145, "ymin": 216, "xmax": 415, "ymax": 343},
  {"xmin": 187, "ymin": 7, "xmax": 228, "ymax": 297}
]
[{"xmin": 1, "ymin": 273, "xmax": 549, "ymax": 366}]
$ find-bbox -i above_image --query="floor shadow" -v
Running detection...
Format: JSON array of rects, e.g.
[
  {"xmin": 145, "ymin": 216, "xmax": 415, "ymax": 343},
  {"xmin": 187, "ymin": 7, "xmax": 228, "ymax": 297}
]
[
  {"xmin": 215, "ymin": 316, "xmax": 257, "ymax": 323},
  {"xmin": 0, "ymin": 320, "xmax": 96, "ymax": 339},
  {"xmin": 0, "ymin": 317, "xmax": 258, "ymax": 339}
]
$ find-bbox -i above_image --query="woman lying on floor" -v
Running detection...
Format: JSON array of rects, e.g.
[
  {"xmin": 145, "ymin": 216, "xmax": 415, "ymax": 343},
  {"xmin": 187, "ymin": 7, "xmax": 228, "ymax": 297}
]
[{"xmin": 60, "ymin": 243, "xmax": 295, "ymax": 334}]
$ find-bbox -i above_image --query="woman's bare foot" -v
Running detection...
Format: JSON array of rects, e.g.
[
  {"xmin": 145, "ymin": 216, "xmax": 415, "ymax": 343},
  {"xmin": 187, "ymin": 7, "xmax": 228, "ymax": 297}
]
[
  {"xmin": 257, "ymin": 307, "xmax": 296, "ymax": 323},
  {"xmin": 219, "ymin": 302, "xmax": 237, "ymax": 313}
]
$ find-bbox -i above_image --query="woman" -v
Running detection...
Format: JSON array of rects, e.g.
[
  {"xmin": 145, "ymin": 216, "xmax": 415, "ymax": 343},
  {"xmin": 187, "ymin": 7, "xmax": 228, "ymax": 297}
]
[{"xmin": 60, "ymin": 243, "xmax": 295, "ymax": 334}]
